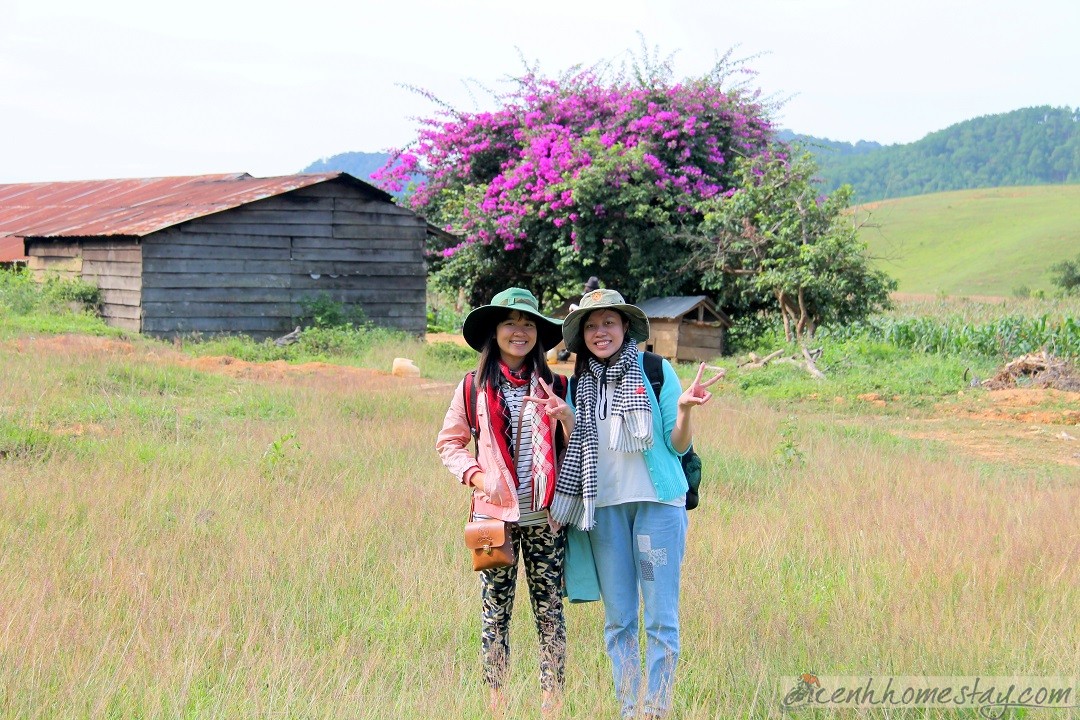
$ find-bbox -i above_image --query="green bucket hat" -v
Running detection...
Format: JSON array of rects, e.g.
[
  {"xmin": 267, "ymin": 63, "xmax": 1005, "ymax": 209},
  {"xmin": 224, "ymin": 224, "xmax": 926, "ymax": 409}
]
[
  {"xmin": 461, "ymin": 287, "xmax": 564, "ymax": 352},
  {"xmin": 561, "ymin": 288, "xmax": 650, "ymax": 354}
]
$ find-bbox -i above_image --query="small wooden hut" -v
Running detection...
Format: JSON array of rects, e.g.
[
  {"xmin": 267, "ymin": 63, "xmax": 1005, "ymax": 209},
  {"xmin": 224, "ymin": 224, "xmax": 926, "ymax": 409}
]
[{"xmin": 637, "ymin": 296, "xmax": 731, "ymax": 362}]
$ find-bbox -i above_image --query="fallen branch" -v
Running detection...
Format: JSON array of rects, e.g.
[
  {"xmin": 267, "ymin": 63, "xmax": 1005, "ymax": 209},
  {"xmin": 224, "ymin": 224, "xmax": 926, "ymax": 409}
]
[
  {"xmin": 739, "ymin": 349, "xmax": 785, "ymax": 369},
  {"xmin": 802, "ymin": 345, "xmax": 826, "ymax": 380}
]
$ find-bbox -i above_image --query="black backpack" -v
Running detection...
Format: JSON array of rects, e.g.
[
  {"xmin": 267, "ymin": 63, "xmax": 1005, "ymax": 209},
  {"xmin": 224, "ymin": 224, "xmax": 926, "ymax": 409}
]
[{"xmin": 570, "ymin": 352, "xmax": 702, "ymax": 510}]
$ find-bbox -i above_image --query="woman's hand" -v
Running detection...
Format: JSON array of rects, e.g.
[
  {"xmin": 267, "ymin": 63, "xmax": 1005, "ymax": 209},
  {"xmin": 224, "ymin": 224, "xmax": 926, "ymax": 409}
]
[
  {"xmin": 677, "ymin": 362, "xmax": 725, "ymax": 410},
  {"xmin": 524, "ymin": 377, "xmax": 574, "ymax": 432}
]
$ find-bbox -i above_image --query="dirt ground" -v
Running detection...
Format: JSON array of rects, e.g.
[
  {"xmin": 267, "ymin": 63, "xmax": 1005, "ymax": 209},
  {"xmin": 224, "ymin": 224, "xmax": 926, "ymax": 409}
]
[{"xmin": 10, "ymin": 334, "xmax": 1080, "ymax": 471}]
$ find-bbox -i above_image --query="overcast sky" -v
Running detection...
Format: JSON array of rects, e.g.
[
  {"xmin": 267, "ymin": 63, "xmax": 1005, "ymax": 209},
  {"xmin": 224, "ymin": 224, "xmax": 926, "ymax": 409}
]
[{"xmin": 2, "ymin": 0, "xmax": 1076, "ymax": 183}]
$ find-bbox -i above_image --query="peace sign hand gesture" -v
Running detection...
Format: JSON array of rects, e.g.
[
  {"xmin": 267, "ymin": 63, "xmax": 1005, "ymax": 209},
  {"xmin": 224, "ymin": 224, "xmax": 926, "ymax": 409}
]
[
  {"xmin": 524, "ymin": 376, "xmax": 574, "ymax": 425},
  {"xmin": 678, "ymin": 362, "xmax": 725, "ymax": 410}
]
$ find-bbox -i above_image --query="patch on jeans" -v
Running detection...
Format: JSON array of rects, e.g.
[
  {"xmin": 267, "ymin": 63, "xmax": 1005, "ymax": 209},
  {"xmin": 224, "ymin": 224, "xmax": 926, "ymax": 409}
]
[
  {"xmin": 637, "ymin": 534, "xmax": 651, "ymax": 552},
  {"xmin": 639, "ymin": 558, "xmax": 655, "ymax": 581},
  {"xmin": 648, "ymin": 547, "xmax": 668, "ymax": 566}
]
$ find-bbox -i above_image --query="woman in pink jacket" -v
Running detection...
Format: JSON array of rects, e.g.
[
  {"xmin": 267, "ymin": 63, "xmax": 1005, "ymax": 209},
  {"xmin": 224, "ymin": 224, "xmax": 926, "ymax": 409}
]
[{"xmin": 436, "ymin": 287, "xmax": 574, "ymax": 717}]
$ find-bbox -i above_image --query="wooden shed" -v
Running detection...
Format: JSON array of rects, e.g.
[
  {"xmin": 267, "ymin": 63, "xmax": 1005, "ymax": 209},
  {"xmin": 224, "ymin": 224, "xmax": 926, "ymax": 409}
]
[
  {"xmin": 637, "ymin": 296, "xmax": 732, "ymax": 362},
  {"xmin": 0, "ymin": 172, "xmax": 428, "ymax": 337}
]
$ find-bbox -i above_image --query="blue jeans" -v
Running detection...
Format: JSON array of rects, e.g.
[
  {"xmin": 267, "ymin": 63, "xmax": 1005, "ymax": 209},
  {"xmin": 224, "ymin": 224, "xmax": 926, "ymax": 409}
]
[{"xmin": 591, "ymin": 502, "xmax": 687, "ymax": 717}]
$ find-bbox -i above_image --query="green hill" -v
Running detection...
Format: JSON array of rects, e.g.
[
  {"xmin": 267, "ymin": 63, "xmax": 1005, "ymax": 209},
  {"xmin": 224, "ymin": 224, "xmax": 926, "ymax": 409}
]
[
  {"xmin": 859, "ymin": 184, "xmax": 1080, "ymax": 296},
  {"xmin": 792, "ymin": 106, "xmax": 1080, "ymax": 203}
]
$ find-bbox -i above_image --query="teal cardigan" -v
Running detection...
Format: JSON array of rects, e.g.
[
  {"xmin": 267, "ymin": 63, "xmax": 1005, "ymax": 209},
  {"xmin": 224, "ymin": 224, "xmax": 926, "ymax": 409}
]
[{"xmin": 563, "ymin": 352, "xmax": 689, "ymax": 604}]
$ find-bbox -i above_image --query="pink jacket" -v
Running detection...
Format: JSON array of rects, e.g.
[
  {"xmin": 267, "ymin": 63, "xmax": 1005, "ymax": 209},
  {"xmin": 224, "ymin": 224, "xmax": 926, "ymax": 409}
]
[{"xmin": 436, "ymin": 377, "xmax": 522, "ymax": 522}]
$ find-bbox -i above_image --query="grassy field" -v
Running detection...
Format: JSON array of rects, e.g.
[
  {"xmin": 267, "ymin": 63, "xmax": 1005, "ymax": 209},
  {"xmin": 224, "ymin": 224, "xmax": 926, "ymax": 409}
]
[
  {"xmin": 858, "ymin": 184, "xmax": 1080, "ymax": 297},
  {"xmin": 1, "ymin": 323, "xmax": 1078, "ymax": 718}
]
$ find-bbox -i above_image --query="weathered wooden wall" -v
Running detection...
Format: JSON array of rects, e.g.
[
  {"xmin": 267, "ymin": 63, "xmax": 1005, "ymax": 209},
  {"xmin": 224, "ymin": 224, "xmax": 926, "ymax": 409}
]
[
  {"xmin": 27, "ymin": 242, "xmax": 82, "ymax": 279},
  {"xmin": 81, "ymin": 240, "xmax": 142, "ymax": 332},
  {"xmin": 646, "ymin": 320, "xmax": 681, "ymax": 359},
  {"xmin": 646, "ymin": 319, "xmax": 725, "ymax": 362},
  {"xmin": 675, "ymin": 321, "xmax": 725, "ymax": 362},
  {"xmin": 139, "ymin": 180, "xmax": 426, "ymax": 337}
]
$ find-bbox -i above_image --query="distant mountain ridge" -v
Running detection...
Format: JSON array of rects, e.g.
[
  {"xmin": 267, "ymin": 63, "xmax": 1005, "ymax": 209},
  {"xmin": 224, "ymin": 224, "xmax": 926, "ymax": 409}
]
[
  {"xmin": 788, "ymin": 105, "xmax": 1080, "ymax": 202},
  {"xmin": 307, "ymin": 106, "xmax": 1080, "ymax": 204}
]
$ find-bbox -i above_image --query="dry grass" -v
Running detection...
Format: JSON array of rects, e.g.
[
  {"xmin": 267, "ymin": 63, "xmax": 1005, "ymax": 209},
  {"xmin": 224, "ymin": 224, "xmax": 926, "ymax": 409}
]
[{"xmin": 0, "ymin": 337, "xmax": 1077, "ymax": 718}]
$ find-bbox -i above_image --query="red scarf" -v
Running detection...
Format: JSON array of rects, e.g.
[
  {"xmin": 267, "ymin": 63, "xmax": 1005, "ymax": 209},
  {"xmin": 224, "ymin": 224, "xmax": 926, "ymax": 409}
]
[{"xmin": 484, "ymin": 361, "xmax": 560, "ymax": 509}]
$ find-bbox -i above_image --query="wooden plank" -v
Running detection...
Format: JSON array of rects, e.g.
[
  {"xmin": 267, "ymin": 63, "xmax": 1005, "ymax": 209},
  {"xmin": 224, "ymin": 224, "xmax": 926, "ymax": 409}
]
[
  {"xmin": 28, "ymin": 242, "xmax": 81, "ymax": 258},
  {"xmin": 143, "ymin": 243, "xmax": 290, "ymax": 261},
  {"xmin": 275, "ymin": 194, "xmax": 335, "ymax": 209},
  {"xmin": 293, "ymin": 261, "xmax": 424, "ymax": 276},
  {"xmin": 83, "ymin": 259, "xmax": 142, "ymax": 278},
  {"xmin": 82, "ymin": 246, "xmax": 141, "ymax": 263},
  {"xmin": 178, "ymin": 222, "xmax": 333, "ymax": 238},
  {"xmin": 142, "ymin": 287, "xmax": 289, "ymax": 303},
  {"xmin": 93, "ymin": 275, "xmax": 141, "ymax": 292},
  {"xmin": 142, "ymin": 301, "xmax": 295, "ymax": 318},
  {"xmin": 331, "ymin": 209, "xmax": 425, "ymax": 226},
  {"xmin": 334, "ymin": 197, "xmax": 414, "ymax": 215},
  {"xmin": 192, "ymin": 208, "xmax": 333, "ymax": 226},
  {"xmin": 290, "ymin": 249, "xmax": 422, "ymax": 264},
  {"xmin": 104, "ymin": 316, "xmax": 141, "ymax": 333},
  {"xmin": 679, "ymin": 325, "xmax": 723, "ymax": 349},
  {"xmin": 676, "ymin": 346, "xmax": 723, "ymax": 363},
  {"xmin": 329, "ymin": 225, "xmax": 427, "ymax": 242},
  {"xmin": 28, "ymin": 256, "xmax": 82, "ymax": 275},
  {"xmin": 291, "ymin": 273, "xmax": 423, "ymax": 291},
  {"xmin": 142, "ymin": 258, "xmax": 290, "ymax": 274},
  {"xmin": 99, "ymin": 288, "xmax": 141, "ymax": 306},
  {"xmin": 101, "ymin": 304, "xmax": 142, "ymax": 320},
  {"xmin": 162, "ymin": 229, "xmax": 293, "ymax": 249},
  {"xmin": 141, "ymin": 272, "xmax": 290, "ymax": 289},
  {"xmin": 290, "ymin": 235, "xmax": 424, "ymax": 252}
]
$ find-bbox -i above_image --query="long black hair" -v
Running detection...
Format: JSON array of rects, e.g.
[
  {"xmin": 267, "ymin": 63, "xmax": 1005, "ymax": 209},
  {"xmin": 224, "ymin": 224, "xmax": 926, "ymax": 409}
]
[{"xmin": 475, "ymin": 309, "xmax": 556, "ymax": 391}]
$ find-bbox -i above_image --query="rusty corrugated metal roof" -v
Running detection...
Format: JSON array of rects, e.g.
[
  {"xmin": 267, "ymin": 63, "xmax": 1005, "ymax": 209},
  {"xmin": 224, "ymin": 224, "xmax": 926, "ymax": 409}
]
[
  {"xmin": 0, "ymin": 171, "xmax": 393, "ymax": 239},
  {"xmin": 0, "ymin": 236, "xmax": 25, "ymax": 262}
]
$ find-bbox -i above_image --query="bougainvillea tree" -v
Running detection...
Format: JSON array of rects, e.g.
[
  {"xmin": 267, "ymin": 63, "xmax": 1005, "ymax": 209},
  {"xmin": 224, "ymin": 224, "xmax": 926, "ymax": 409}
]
[{"xmin": 374, "ymin": 55, "xmax": 774, "ymax": 306}]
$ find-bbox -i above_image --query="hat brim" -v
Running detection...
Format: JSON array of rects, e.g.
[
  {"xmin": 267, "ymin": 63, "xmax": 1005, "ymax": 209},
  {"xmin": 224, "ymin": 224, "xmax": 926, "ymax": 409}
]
[
  {"xmin": 562, "ymin": 304, "xmax": 650, "ymax": 354},
  {"xmin": 462, "ymin": 306, "xmax": 564, "ymax": 353}
]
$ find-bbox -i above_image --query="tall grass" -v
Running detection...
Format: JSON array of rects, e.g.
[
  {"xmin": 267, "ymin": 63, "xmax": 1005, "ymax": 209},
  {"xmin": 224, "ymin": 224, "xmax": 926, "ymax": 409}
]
[{"xmin": 1, "ymin": 334, "xmax": 1076, "ymax": 718}]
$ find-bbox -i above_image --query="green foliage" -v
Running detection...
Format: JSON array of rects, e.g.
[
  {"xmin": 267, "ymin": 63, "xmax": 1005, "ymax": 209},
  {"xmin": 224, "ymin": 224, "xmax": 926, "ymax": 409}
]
[
  {"xmin": 0, "ymin": 269, "xmax": 116, "ymax": 337},
  {"xmin": 695, "ymin": 150, "xmax": 897, "ymax": 342},
  {"xmin": 822, "ymin": 313, "xmax": 1080, "ymax": 360},
  {"xmin": 805, "ymin": 105, "xmax": 1080, "ymax": 202},
  {"xmin": 296, "ymin": 293, "xmax": 368, "ymax": 329},
  {"xmin": 1049, "ymin": 254, "xmax": 1080, "ymax": 295},
  {"xmin": 42, "ymin": 274, "xmax": 102, "ymax": 308},
  {"xmin": 262, "ymin": 432, "xmax": 301, "ymax": 482},
  {"xmin": 425, "ymin": 291, "xmax": 468, "ymax": 334}
]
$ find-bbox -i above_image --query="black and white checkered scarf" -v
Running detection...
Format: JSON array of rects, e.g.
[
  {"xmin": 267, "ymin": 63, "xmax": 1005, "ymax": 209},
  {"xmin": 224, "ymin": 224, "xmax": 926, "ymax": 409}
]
[{"xmin": 550, "ymin": 339, "xmax": 653, "ymax": 530}]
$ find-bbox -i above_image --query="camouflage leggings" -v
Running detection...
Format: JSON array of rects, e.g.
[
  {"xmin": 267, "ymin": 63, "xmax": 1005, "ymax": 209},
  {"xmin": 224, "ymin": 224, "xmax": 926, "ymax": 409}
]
[{"xmin": 479, "ymin": 522, "xmax": 566, "ymax": 691}]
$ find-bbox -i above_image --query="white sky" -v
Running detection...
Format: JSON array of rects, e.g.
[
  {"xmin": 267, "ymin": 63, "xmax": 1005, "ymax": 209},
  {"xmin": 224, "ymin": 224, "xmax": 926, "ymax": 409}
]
[{"xmin": 1, "ymin": 0, "xmax": 1077, "ymax": 183}]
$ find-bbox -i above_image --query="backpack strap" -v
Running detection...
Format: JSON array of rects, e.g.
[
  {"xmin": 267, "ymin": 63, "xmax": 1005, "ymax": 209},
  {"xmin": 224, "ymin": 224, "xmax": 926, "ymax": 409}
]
[
  {"xmin": 641, "ymin": 351, "xmax": 665, "ymax": 402},
  {"xmin": 462, "ymin": 370, "xmax": 479, "ymax": 442}
]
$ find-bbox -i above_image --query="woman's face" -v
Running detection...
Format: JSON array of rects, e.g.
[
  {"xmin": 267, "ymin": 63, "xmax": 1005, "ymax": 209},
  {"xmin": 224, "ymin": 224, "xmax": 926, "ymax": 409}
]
[
  {"xmin": 495, "ymin": 310, "xmax": 537, "ymax": 366},
  {"xmin": 582, "ymin": 309, "xmax": 627, "ymax": 360}
]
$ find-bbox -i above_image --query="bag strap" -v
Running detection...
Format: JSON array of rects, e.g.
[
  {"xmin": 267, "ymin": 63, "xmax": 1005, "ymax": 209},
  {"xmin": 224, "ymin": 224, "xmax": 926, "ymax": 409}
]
[
  {"xmin": 641, "ymin": 351, "xmax": 665, "ymax": 402},
  {"xmin": 463, "ymin": 370, "xmax": 480, "ymax": 441}
]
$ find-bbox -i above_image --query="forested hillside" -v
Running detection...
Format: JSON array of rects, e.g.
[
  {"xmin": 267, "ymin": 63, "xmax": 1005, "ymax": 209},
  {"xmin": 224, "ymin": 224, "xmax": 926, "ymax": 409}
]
[
  {"xmin": 302, "ymin": 151, "xmax": 387, "ymax": 181},
  {"xmin": 796, "ymin": 106, "xmax": 1080, "ymax": 202}
]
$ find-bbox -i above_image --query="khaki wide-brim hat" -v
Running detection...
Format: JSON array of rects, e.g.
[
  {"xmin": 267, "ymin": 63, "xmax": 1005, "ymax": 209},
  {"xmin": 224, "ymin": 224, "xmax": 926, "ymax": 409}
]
[
  {"xmin": 461, "ymin": 287, "xmax": 564, "ymax": 352},
  {"xmin": 561, "ymin": 288, "xmax": 650, "ymax": 354}
]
